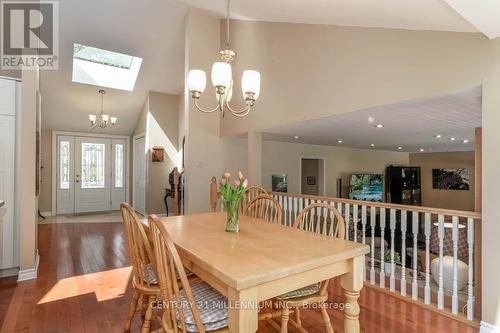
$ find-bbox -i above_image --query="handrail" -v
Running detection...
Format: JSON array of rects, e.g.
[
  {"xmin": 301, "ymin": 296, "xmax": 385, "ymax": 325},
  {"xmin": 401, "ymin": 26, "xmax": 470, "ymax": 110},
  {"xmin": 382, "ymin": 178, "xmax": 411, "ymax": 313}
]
[{"xmin": 269, "ymin": 192, "xmax": 482, "ymax": 220}]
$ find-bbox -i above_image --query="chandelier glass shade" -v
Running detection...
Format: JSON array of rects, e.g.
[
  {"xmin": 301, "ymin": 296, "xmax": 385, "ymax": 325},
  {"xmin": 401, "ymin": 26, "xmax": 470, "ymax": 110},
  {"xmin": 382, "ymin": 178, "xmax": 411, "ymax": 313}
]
[
  {"xmin": 89, "ymin": 89, "xmax": 117, "ymax": 129},
  {"xmin": 186, "ymin": 0, "xmax": 261, "ymax": 117}
]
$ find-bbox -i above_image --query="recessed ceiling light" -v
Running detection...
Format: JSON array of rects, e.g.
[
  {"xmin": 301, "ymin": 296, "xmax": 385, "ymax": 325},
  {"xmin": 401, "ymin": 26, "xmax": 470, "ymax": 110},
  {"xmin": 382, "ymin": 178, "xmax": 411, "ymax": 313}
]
[
  {"xmin": 375, "ymin": 124, "xmax": 384, "ymax": 128},
  {"xmin": 434, "ymin": 134, "xmax": 442, "ymax": 138},
  {"xmin": 463, "ymin": 139, "xmax": 469, "ymax": 143},
  {"xmin": 337, "ymin": 140, "xmax": 343, "ymax": 143},
  {"xmin": 419, "ymin": 148, "xmax": 425, "ymax": 152},
  {"xmin": 293, "ymin": 135, "xmax": 300, "ymax": 139},
  {"xmin": 370, "ymin": 143, "xmax": 375, "ymax": 147},
  {"xmin": 368, "ymin": 116, "xmax": 375, "ymax": 124},
  {"xmin": 397, "ymin": 146, "xmax": 403, "ymax": 150},
  {"xmin": 449, "ymin": 137, "xmax": 456, "ymax": 141}
]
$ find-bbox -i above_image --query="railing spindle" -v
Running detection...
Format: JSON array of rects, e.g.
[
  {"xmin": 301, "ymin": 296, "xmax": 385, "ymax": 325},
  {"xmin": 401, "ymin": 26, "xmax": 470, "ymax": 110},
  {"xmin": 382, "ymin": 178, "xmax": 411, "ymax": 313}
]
[
  {"xmin": 353, "ymin": 204, "xmax": 358, "ymax": 242},
  {"xmin": 380, "ymin": 208, "xmax": 386, "ymax": 289},
  {"xmin": 344, "ymin": 203, "xmax": 350, "ymax": 240},
  {"xmin": 437, "ymin": 214, "xmax": 445, "ymax": 310},
  {"xmin": 400, "ymin": 210, "xmax": 407, "ymax": 296},
  {"xmin": 451, "ymin": 216, "xmax": 459, "ymax": 315},
  {"xmin": 370, "ymin": 206, "xmax": 376, "ymax": 285},
  {"xmin": 412, "ymin": 211, "xmax": 419, "ymax": 300},
  {"xmin": 467, "ymin": 217, "xmax": 475, "ymax": 320},
  {"xmin": 424, "ymin": 213, "xmax": 431, "ymax": 304},
  {"xmin": 390, "ymin": 209, "xmax": 396, "ymax": 292}
]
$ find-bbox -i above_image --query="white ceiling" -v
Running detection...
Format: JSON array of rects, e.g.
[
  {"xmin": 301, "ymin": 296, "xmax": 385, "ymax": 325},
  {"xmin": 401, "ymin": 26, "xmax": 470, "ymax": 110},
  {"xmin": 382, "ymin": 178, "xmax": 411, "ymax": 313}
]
[
  {"xmin": 178, "ymin": 0, "xmax": 479, "ymax": 33},
  {"xmin": 41, "ymin": 0, "xmax": 187, "ymax": 135},
  {"xmin": 444, "ymin": 0, "xmax": 500, "ymax": 39},
  {"xmin": 262, "ymin": 85, "xmax": 482, "ymax": 153}
]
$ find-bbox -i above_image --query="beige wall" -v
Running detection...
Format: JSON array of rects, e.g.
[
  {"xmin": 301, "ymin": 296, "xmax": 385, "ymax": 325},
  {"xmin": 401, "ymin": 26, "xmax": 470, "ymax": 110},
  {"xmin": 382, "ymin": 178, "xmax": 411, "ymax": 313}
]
[
  {"xmin": 19, "ymin": 68, "xmax": 39, "ymax": 271},
  {"xmin": 39, "ymin": 129, "xmax": 52, "ymax": 212},
  {"xmin": 409, "ymin": 152, "xmax": 475, "ymax": 211},
  {"xmin": 131, "ymin": 92, "xmax": 180, "ymax": 214},
  {"xmin": 262, "ymin": 141, "xmax": 409, "ymax": 197},
  {"xmin": 145, "ymin": 92, "xmax": 179, "ymax": 214},
  {"xmin": 301, "ymin": 158, "xmax": 320, "ymax": 196},
  {"xmin": 481, "ymin": 58, "xmax": 500, "ymax": 326},
  {"xmin": 221, "ymin": 20, "xmax": 494, "ymax": 137}
]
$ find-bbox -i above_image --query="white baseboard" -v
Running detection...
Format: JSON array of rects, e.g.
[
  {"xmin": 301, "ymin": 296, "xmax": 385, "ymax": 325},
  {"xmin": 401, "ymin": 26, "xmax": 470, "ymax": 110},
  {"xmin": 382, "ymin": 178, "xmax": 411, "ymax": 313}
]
[
  {"xmin": 40, "ymin": 211, "xmax": 53, "ymax": 217},
  {"xmin": 17, "ymin": 251, "xmax": 40, "ymax": 282},
  {"xmin": 480, "ymin": 321, "xmax": 500, "ymax": 333}
]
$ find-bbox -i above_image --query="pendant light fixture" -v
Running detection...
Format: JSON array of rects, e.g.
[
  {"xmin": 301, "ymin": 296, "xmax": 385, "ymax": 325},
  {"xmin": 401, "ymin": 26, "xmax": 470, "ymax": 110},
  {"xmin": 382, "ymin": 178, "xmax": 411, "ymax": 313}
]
[{"xmin": 186, "ymin": 0, "xmax": 261, "ymax": 117}]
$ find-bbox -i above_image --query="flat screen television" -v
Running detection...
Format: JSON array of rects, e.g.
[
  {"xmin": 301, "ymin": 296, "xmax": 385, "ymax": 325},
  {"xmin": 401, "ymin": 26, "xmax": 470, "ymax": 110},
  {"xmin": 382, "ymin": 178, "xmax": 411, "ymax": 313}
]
[{"xmin": 348, "ymin": 174, "xmax": 384, "ymax": 202}]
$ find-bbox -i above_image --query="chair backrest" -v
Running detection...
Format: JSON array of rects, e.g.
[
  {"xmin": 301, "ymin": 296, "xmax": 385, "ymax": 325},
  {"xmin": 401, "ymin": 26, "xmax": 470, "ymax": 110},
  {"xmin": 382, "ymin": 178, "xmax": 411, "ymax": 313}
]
[
  {"xmin": 293, "ymin": 203, "xmax": 345, "ymax": 239},
  {"xmin": 149, "ymin": 214, "xmax": 207, "ymax": 333},
  {"xmin": 244, "ymin": 194, "xmax": 283, "ymax": 224},
  {"xmin": 120, "ymin": 203, "xmax": 156, "ymax": 290}
]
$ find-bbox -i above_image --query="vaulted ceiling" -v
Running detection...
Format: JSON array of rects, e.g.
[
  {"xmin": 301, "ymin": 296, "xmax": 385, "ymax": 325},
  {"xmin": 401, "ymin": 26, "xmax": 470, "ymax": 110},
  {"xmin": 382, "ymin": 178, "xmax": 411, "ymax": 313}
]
[{"xmin": 41, "ymin": 0, "xmax": 187, "ymax": 135}]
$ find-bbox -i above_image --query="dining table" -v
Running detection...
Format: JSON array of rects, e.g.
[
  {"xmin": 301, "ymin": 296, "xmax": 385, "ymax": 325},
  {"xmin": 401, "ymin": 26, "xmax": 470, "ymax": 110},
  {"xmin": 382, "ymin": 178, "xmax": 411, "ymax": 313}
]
[{"xmin": 150, "ymin": 212, "xmax": 370, "ymax": 333}]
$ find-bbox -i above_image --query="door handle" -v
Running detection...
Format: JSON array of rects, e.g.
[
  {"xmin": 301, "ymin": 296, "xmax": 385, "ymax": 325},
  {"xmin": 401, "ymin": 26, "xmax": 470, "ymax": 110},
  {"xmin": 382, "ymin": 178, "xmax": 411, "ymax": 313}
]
[{"xmin": 75, "ymin": 179, "xmax": 80, "ymax": 183}]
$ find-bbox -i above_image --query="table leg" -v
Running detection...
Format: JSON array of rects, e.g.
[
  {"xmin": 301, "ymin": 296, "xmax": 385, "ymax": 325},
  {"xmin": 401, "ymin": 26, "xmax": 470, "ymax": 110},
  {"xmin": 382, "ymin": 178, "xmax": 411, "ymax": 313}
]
[
  {"xmin": 227, "ymin": 287, "xmax": 258, "ymax": 333},
  {"xmin": 340, "ymin": 255, "xmax": 364, "ymax": 333}
]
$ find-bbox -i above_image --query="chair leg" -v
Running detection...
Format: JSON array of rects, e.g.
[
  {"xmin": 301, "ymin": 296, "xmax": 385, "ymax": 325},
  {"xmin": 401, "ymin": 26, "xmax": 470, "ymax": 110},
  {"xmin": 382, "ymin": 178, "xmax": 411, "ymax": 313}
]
[
  {"xmin": 280, "ymin": 306, "xmax": 290, "ymax": 333},
  {"xmin": 141, "ymin": 294, "xmax": 149, "ymax": 319},
  {"xmin": 125, "ymin": 290, "xmax": 141, "ymax": 332},
  {"xmin": 295, "ymin": 307, "xmax": 302, "ymax": 327},
  {"xmin": 141, "ymin": 296, "xmax": 155, "ymax": 333},
  {"xmin": 320, "ymin": 303, "xmax": 334, "ymax": 333}
]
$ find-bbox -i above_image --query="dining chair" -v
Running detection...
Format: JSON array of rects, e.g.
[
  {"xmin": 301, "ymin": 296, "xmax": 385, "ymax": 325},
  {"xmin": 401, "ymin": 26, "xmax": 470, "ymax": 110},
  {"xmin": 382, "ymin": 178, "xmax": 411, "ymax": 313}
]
[
  {"xmin": 148, "ymin": 214, "xmax": 230, "ymax": 333},
  {"xmin": 274, "ymin": 203, "xmax": 345, "ymax": 333},
  {"xmin": 243, "ymin": 194, "xmax": 283, "ymax": 224},
  {"xmin": 120, "ymin": 203, "xmax": 162, "ymax": 333},
  {"xmin": 242, "ymin": 185, "xmax": 268, "ymax": 211}
]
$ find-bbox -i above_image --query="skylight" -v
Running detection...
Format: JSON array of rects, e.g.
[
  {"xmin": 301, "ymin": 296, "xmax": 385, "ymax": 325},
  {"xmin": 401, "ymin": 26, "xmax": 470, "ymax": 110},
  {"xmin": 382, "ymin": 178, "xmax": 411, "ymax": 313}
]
[{"xmin": 72, "ymin": 43, "xmax": 142, "ymax": 91}]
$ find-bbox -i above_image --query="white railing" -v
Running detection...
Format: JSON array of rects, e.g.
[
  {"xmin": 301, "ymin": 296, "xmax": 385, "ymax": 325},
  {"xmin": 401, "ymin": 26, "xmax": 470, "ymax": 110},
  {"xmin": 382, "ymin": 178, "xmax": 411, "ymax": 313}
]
[{"xmin": 269, "ymin": 192, "xmax": 481, "ymax": 322}]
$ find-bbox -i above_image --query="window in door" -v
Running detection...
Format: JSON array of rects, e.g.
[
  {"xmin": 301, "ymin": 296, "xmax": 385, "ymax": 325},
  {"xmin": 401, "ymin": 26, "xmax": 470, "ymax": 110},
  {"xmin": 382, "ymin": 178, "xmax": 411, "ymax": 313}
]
[
  {"xmin": 114, "ymin": 143, "xmax": 124, "ymax": 188},
  {"xmin": 59, "ymin": 140, "xmax": 71, "ymax": 189},
  {"xmin": 81, "ymin": 143, "xmax": 106, "ymax": 189}
]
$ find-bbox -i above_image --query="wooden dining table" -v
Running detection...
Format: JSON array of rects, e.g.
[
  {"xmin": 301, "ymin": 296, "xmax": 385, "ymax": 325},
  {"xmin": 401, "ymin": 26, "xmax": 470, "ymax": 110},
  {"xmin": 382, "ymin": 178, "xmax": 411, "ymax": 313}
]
[{"xmin": 151, "ymin": 212, "xmax": 370, "ymax": 333}]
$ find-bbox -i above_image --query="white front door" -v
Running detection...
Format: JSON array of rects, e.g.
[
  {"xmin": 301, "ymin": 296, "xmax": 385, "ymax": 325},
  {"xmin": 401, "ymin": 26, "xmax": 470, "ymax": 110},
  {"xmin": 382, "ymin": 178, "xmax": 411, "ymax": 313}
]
[
  {"xmin": 133, "ymin": 136, "xmax": 146, "ymax": 216},
  {"xmin": 74, "ymin": 137, "xmax": 112, "ymax": 213}
]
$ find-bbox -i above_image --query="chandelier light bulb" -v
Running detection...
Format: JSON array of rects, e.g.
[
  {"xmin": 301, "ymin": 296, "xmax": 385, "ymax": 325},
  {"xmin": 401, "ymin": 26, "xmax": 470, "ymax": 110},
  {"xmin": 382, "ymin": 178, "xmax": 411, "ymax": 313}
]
[
  {"xmin": 88, "ymin": 114, "xmax": 97, "ymax": 123},
  {"xmin": 241, "ymin": 70, "xmax": 261, "ymax": 99},
  {"xmin": 211, "ymin": 62, "xmax": 232, "ymax": 88},
  {"xmin": 110, "ymin": 117, "xmax": 117, "ymax": 125},
  {"xmin": 102, "ymin": 114, "xmax": 109, "ymax": 124},
  {"xmin": 187, "ymin": 69, "xmax": 206, "ymax": 93}
]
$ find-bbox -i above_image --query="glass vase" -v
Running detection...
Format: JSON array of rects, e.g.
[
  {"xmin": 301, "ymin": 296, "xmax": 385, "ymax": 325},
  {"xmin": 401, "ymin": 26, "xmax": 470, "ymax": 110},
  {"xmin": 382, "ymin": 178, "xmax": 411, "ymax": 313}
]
[{"xmin": 224, "ymin": 198, "xmax": 241, "ymax": 233}]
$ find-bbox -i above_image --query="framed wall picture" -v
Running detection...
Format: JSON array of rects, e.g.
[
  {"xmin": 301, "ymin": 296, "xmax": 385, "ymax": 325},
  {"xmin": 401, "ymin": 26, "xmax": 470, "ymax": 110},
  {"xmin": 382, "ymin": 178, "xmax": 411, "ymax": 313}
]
[
  {"xmin": 151, "ymin": 146, "xmax": 165, "ymax": 162},
  {"xmin": 432, "ymin": 168, "xmax": 470, "ymax": 190},
  {"xmin": 272, "ymin": 174, "xmax": 288, "ymax": 193},
  {"xmin": 306, "ymin": 176, "xmax": 316, "ymax": 185}
]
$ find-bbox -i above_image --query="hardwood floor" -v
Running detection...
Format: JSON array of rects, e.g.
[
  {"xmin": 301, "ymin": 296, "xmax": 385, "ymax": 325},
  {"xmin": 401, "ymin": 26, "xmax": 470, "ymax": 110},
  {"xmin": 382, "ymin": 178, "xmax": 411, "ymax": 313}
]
[{"xmin": 0, "ymin": 221, "xmax": 478, "ymax": 333}]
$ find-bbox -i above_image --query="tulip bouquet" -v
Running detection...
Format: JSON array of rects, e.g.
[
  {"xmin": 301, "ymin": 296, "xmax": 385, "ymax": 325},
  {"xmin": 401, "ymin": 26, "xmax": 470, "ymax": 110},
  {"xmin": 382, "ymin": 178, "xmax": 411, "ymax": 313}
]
[{"xmin": 219, "ymin": 171, "xmax": 248, "ymax": 232}]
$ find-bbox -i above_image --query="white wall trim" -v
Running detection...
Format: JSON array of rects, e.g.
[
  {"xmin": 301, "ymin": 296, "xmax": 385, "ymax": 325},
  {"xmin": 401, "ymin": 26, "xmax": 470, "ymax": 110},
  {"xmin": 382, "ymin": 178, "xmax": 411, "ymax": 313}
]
[
  {"xmin": 480, "ymin": 321, "xmax": 500, "ymax": 333},
  {"xmin": 17, "ymin": 250, "xmax": 39, "ymax": 282},
  {"xmin": 132, "ymin": 133, "xmax": 146, "ymax": 214},
  {"xmin": 298, "ymin": 156, "xmax": 327, "ymax": 196},
  {"xmin": 40, "ymin": 211, "xmax": 53, "ymax": 217},
  {"xmin": 51, "ymin": 130, "xmax": 130, "ymax": 215}
]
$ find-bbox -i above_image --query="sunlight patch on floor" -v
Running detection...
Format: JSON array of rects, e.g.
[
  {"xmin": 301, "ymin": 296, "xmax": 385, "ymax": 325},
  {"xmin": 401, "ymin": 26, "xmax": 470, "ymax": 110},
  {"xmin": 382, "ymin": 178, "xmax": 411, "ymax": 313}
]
[{"xmin": 37, "ymin": 266, "xmax": 132, "ymax": 304}]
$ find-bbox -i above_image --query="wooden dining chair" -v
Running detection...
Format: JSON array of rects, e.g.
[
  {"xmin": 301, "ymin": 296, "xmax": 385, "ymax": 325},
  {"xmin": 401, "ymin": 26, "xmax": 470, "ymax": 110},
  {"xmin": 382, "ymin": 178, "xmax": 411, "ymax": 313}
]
[
  {"xmin": 244, "ymin": 194, "xmax": 283, "ymax": 224},
  {"xmin": 121, "ymin": 203, "xmax": 161, "ymax": 333},
  {"xmin": 148, "ymin": 214, "xmax": 230, "ymax": 333},
  {"xmin": 242, "ymin": 185, "xmax": 269, "ymax": 211},
  {"xmin": 274, "ymin": 203, "xmax": 345, "ymax": 333}
]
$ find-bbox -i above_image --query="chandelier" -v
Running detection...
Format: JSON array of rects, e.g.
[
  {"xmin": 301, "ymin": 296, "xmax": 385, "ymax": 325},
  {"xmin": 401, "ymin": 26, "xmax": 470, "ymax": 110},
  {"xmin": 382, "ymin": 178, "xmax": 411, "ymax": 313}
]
[
  {"xmin": 88, "ymin": 89, "xmax": 117, "ymax": 128},
  {"xmin": 186, "ymin": 0, "xmax": 261, "ymax": 117}
]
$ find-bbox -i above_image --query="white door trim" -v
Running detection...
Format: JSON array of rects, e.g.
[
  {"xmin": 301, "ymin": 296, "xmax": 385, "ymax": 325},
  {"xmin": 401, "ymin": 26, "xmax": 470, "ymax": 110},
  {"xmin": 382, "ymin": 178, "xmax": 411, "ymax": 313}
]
[
  {"xmin": 51, "ymin": 130, "xmax": 130, "ymax": 214},
  {"xmin": 298, "ymin": 156, "xmax": 327, "ymax": 196},
  {"xmin": 131, "ymin": 132, "xmax": 149, "ymax": 215}
]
